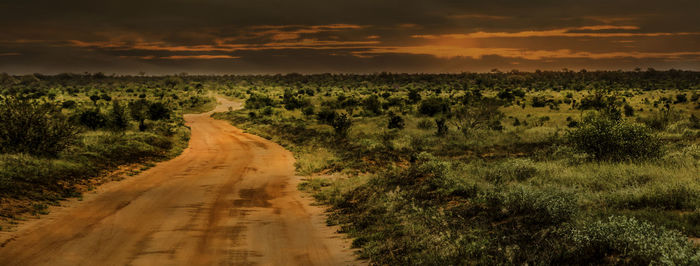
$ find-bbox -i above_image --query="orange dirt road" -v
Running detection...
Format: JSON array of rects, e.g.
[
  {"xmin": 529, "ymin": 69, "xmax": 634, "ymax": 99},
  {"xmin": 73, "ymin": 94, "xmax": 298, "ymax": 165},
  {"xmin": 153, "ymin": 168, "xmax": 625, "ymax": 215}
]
[{"xmin": 0, "ymin": 97, "xmax": 358, "ymax": 266}]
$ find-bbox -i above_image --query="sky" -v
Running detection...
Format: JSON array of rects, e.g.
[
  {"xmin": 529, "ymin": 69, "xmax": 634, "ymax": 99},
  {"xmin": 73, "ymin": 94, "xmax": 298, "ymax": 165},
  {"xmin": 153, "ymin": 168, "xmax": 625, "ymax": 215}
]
[{"xmin": 1, "ymin": 0, "xmax": 699, "ymax": 74}]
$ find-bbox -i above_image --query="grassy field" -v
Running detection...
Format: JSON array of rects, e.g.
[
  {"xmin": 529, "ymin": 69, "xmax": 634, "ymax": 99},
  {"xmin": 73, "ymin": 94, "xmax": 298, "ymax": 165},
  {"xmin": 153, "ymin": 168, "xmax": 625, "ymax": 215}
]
[
  {"xmin": 212, "ymin": 71, "xmax": 700, "ymax": 264},
  {"xmin": 1, "ymin": 71, "xmax": 699, "ymax": 264}
]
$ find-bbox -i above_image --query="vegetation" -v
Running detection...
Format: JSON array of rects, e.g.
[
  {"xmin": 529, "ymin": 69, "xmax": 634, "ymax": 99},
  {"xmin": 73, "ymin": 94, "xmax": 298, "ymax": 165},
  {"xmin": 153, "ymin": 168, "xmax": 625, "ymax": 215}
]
[
  {"xmin": 0, "ymin": 73, "xmax": 214, "ymax": 222},
  {"xmin": 212, "ymin": 70, "xmax": 700, "ymax": 265},
  {"xmin": 1, "ymin": 71, "xmax": 699, "ymax": 264}
]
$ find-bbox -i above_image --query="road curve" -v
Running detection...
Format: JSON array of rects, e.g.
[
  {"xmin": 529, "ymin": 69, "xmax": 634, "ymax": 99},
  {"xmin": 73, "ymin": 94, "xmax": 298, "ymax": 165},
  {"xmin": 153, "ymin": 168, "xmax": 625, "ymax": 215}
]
[{"xmin": 0, "ymin": 97, "xmax": 358, "ymax": 266}]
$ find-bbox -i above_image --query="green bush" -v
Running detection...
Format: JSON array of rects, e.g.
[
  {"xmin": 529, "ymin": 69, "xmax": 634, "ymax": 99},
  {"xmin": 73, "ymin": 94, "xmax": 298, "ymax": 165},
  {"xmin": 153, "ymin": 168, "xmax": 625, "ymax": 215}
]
[
  {"xmin": 0, "ymin": 97, "xmax": 79, "ymax": 157},
  {"xmin": 495, "ymin": 186, "xmax": 578, "ymax": 225},
  {"xmin": 332, "ymin": 113, "xmax": 352, "ymax": 137},
  {"xmin": 563, "ymin": 216, "xmax": 698, "ymax": 265},
  {"xmin": 387, "ymin": 112, "xmax": 405, "ymax": 129},
  {"xmin": 362, "ymin": 95, "xmax": 383, "ymax": 115},
  {"xmin": 108, "ymin": 100, "xmax": 129, "ymax": 131},
  {"xmin": 78, "ymin": 109, "xmax": 107, "ymax": 130},
  {"xmin": 147, "ymin": 102, "xmax": 170, "ymax": 120},
  {"xmin": 567, "ymin": 115, "xmax": 661, "ymax": 161},
  {"xmin": 419, "ymin": 97, "xmax": 449, "ymax": 116},
  {"xmin": 245, "ymin": 93, "xmax": 274, "ymax": 109}
]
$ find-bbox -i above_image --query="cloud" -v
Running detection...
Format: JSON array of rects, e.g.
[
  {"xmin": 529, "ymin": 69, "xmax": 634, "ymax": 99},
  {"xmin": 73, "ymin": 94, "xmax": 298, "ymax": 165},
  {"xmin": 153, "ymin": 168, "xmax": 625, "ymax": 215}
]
[
  {"xmin": 411, "ymin": 25, "xmax": 699, "ymax": 39},
  {"xmin": 159, "ymin": 55, "xmax": 239, "ymax": 60},
  {"xmin": 356, "ymin": 46, "xmax": 700, "ymax": 60},
  {"xmin": 0, "ymin": 0, "xmax": 699, "ymax": 73}
]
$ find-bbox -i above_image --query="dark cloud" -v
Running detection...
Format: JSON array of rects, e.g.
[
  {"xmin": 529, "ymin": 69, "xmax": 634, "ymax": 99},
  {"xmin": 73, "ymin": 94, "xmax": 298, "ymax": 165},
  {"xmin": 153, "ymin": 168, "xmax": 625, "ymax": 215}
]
[{"xmin": 0, "ymin": 0, "xmax": 698, "ymax": 74}]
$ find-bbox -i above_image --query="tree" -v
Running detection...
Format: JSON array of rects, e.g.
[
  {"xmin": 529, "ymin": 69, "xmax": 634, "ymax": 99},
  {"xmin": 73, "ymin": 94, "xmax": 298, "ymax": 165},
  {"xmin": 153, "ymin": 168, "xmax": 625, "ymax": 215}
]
[
  {"xmin": 435, "ymin": 118, "xmax": 448, "ymax": 136},
  {"xmin": 450, "ymin": 97, "xmax": 504, "ymax": 135},
  {"xmin": 89, "ymin": 95, "xmax": 100, "ymax": 105},
  {"xmin": 109, "ymin": 100, "xmax": 129, "ymax": 131},
  {"xmin": 148, "ymin": 102, "xmax": 170, "ymax": 120},
  {"xmin": 129, "ymin": 99, "xmax": 149, "ymax": 131},
  {"xmin": 407, "ymin": 89, "xmax": 422, "ymax": 104},
  {"xmin": 332, "ymin": 113, "xmax": 352, "ymax": 137}
]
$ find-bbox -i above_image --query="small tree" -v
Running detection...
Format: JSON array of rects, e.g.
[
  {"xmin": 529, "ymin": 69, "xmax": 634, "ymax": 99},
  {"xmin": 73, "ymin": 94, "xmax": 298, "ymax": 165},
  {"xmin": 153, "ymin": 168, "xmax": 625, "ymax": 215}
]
[
  {"xmin": 332, "ymin": 113, "xmax": 352, "ymax": 137},
  {"xmin": 623, "ymin": 104, "xmax": 635, "ymax": 117},
  {"xmin": 450, "ymin": 98, "xmax": 503, "ymax": 135},
  {"xmin": 89, "ymin": 95, "xmax": 100, "ymax": 106},
  {"xmin": 129, "ymin": 99, "xmax": 149, "ymax": 131},
  {"xmin": 109, "ymin": 100, "xmax": 129, "ymax": 131},
  {"xmin": 435, "ymin": 118, "xmax": 448, "ymax": 136}
]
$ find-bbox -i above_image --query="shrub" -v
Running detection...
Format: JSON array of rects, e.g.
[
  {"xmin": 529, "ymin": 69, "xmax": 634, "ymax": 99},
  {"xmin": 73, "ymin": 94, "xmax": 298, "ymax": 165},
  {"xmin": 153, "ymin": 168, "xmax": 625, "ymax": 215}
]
[
  {"xmin": 362, "ymin": 95, "xmax": 382, "ymax": 115},
  {"xmin": 407, "ymin": 89, "xmax": 421, "ymax": 103},
  {"xmin": 245, "ymin": 93, "xmax": 274, "ymax": 109},
  {"xmin": 624, "ymin": 104, "xmax": 635, "ymax": 117},
  {"xmin": 690, "ymin": 114, "xmax": 700, "ymax": 129},
  {"xmin": 417, "ymin": 119, "xmax": 434, "ymax": 130},
  {"xmin": 531, "ymin": 96, "xmax": 550, "ymax": 107},
  {"xmin": 387, "ymin": 113, "xmax": 405, "ymax": 129},
  {"xmin": 147, "ymin": 102, "xmax": 170, "ymax": 120},
  {"xmin": 0, "ymin": 97, "xmax": 79, "ymax": 157},
  {"xmin": 419, "ymin": 97, "xmax": 449, "ymax": 116},
  {"xmin": 675, "ymin": 93, "xmax": 688, "ymax": 103},
  {"xmin": 496, "ymin": 186, "xmax": 578, "ymax": 225},
  {"xmin": 450, "ymin": 98, "xmax": 503, "ymax": 134},
  {"xmin": 317, "ymin": 107, "xmax": 337, "ymax": 124},
  {"xmin": 567, "ymin": 115, "xmax": 661, "ymax": 161},
  {"xmin": 563, "ymin": 216, "xmax": 698, "ymax": 265},
  {"xmin": 435, "ymin": 118, "xmax": 448, "ymax": 136},
  {"xmin": 78, "ymin": 109, "xmax": 107, "ymax": 130},
  {"xmin": 61, "ymin": 100, "xmax": 76, "ymax": 109},
  {"xmin": 332, "ymin": 113, "xmax": 352, "ymax": 137},
  {"xmin": 283, "ymin": 89, "xmax": 311, "ymax": 110},
  {"xmin": 108, "ymin": 100, "xmax": 129, "ymax": 131}
]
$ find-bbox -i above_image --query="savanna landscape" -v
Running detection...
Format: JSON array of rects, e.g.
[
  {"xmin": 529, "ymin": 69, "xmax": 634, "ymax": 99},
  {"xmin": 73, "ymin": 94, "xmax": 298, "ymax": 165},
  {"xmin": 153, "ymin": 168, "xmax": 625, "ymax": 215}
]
[
  {"xmin": 0, "ymin": 71, "xmax": 698, "ymax": 265},
  {"xmin": 2, "ymin": 0, "xmax": 700, "ymax": 265}
]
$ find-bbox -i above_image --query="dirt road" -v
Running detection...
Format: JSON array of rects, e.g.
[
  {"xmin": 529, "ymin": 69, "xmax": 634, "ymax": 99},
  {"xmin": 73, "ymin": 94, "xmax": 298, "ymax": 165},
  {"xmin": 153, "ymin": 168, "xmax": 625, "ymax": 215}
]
[{"xmin": 0, "ymin": 97, "xmax": 358, "ymax": 265}]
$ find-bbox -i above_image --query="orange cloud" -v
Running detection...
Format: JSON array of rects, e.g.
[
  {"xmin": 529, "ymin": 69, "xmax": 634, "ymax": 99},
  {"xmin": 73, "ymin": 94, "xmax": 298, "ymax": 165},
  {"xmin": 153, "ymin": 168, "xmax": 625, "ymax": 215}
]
[
  {"xmin": 160, "ymin": 55, "xmax": 239, "ymax": 60},
  {"xmin": 246, "ymin": 24, "xmax": 366, "ymax": 41},
  {"xmin": 411, "ymin": 25, "xmax": 698, "ymax": 39},
  {"xmin": 71, "ymin": 38, "xmax": 380, "ymax": 52},
  {"xmin": 356, "ymin": 46, "xmax": 700, "ymax": 60}
]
